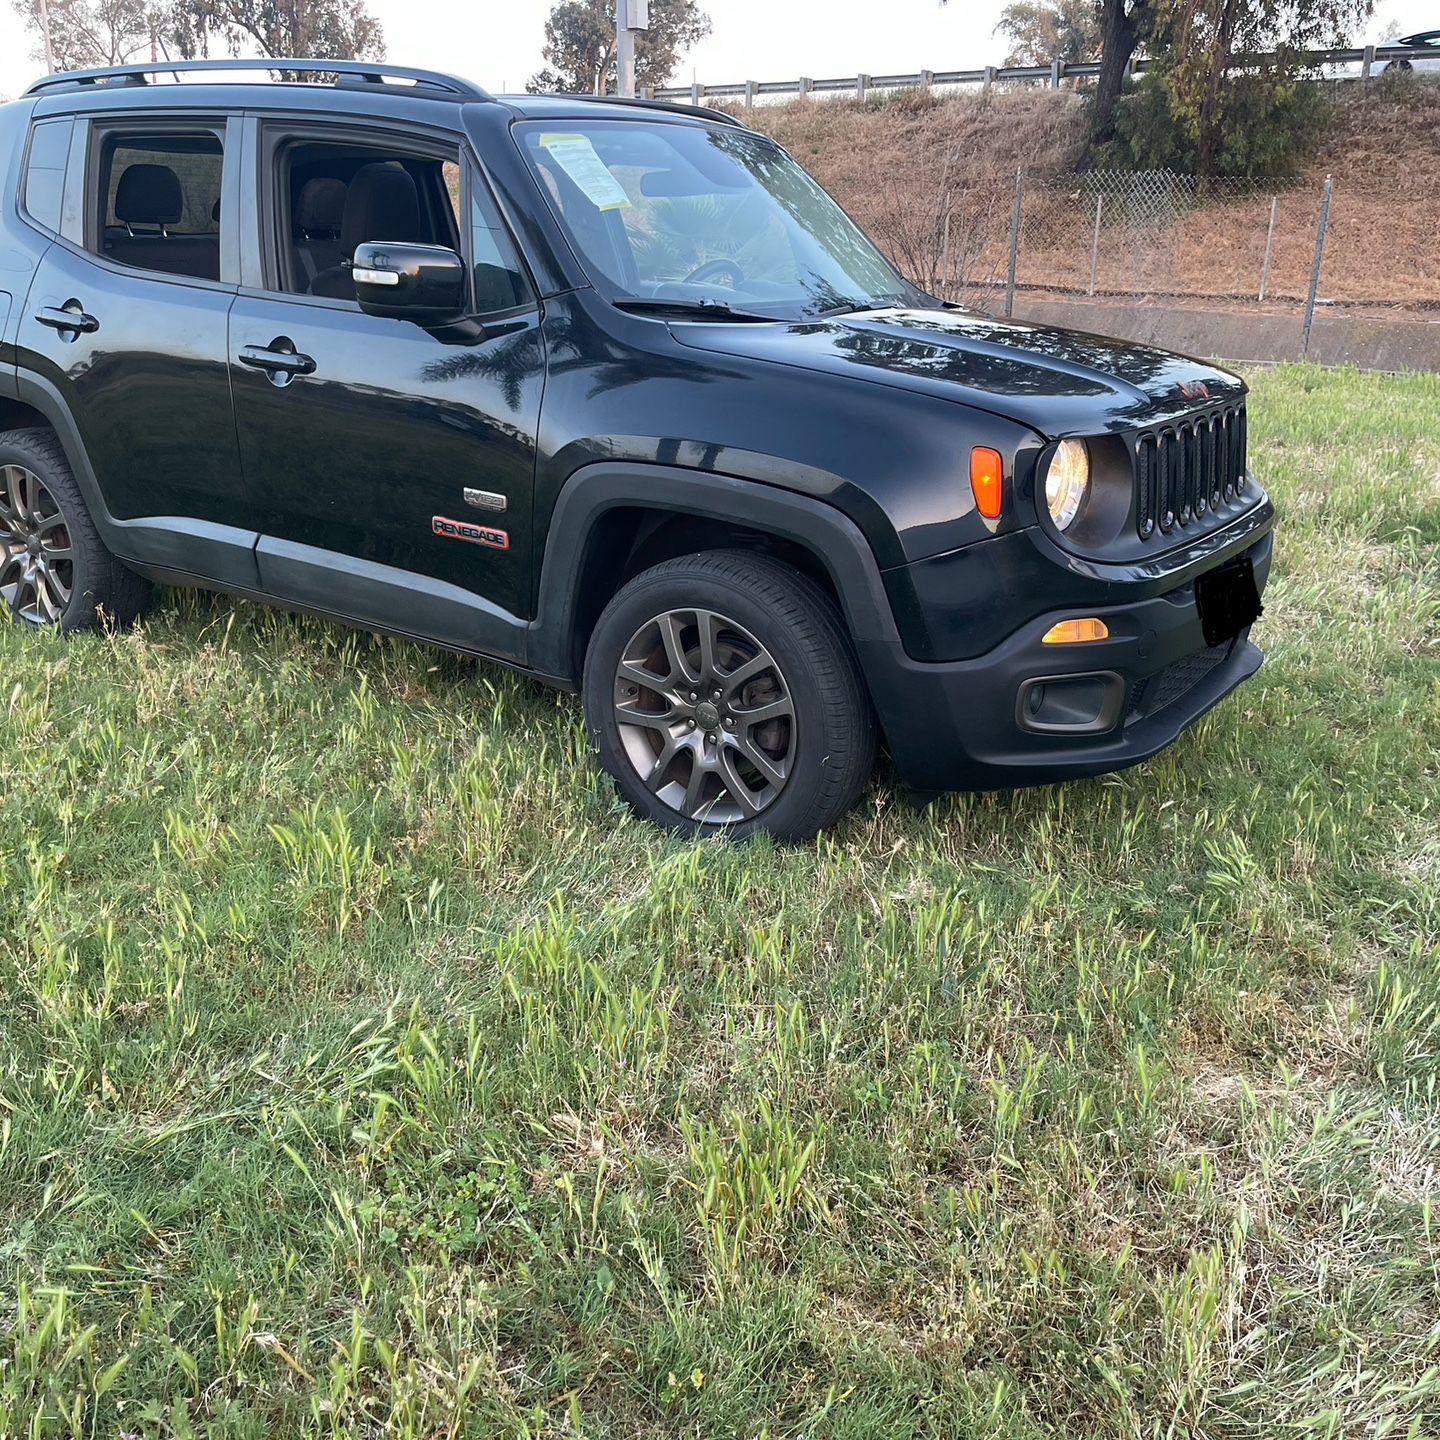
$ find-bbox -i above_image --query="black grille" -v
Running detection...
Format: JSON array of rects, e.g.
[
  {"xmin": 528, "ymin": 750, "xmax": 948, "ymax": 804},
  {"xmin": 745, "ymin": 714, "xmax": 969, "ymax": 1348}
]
[
  {"xmin": 1127, "ymin": 641, "xmax": 1232, "ymax": 722},
  {"xmin": 1135, "ymin": 404, "xmax": 1247, "ymax": 541}
]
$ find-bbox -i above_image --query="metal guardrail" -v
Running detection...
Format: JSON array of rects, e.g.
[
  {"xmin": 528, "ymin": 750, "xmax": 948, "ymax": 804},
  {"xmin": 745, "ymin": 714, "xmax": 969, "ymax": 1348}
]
[{"xmin": 646, "ymin": 44, "xmax": 1432, "ymax": 105}]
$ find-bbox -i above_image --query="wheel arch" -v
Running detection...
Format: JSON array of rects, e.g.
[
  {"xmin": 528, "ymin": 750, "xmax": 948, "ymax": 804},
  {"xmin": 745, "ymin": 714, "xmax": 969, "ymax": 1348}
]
[
  {"xmin": 529, "ymin": 462, "xmax": 910, "ymax": 701},
  {"xmin": 5, "ymin": 372, "xmax": 116, "ymax": 535}
]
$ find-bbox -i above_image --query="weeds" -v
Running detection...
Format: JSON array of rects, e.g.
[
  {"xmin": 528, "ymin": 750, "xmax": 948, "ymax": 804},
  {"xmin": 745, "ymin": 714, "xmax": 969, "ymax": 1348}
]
[{"xmin": 0, "ymin": 366, "xmax": 1437, "ymax": 1436}]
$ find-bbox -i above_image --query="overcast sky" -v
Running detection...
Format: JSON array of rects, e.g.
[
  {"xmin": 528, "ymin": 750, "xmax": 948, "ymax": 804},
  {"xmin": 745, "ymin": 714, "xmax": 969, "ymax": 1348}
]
[{"xmin": 0, "ymin": 0, "xmax": 1430, "ymax": 105}]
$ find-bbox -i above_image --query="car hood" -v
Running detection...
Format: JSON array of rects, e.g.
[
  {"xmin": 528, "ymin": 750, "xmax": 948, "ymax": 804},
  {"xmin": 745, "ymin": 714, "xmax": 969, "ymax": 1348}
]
[{"xmin": 667, "ymin": 306, "xmax": 1245, "ymax": 439}]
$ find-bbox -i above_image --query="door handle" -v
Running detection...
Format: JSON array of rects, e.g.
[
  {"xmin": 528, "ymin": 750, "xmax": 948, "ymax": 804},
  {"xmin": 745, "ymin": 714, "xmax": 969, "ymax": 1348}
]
[
  {"xmin": 35, "ymin": 304, "xmax": 99, "ymax": 336},
  {"xmin": 238, "ymin": 341, "xmax": 317, "ymax": 379}
]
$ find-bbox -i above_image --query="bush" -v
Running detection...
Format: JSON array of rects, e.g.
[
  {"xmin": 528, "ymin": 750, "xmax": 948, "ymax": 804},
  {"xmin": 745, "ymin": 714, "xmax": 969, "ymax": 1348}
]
[{"xmin": 1095, "ymin": 66, "xmax": 1334, "ymax": 177}]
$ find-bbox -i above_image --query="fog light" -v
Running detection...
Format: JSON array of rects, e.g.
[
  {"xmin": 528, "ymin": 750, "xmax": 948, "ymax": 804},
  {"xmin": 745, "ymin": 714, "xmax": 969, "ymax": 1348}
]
[{"xmin": 1042, "ymin": 617, "xmax": 1110, "ymax": 645}]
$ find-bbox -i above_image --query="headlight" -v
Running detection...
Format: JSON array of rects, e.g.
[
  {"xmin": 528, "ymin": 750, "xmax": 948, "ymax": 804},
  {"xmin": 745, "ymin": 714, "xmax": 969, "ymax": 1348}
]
[{"xmin": 1045, "ymin": 439, "xmax": 1090, "ymax": 530}]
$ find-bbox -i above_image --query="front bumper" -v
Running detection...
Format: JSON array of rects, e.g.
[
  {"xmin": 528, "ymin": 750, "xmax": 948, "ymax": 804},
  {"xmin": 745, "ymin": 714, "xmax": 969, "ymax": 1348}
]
[{"xmin": 868, "ymin": 528, "xmax": 1273, "ymax": 794}]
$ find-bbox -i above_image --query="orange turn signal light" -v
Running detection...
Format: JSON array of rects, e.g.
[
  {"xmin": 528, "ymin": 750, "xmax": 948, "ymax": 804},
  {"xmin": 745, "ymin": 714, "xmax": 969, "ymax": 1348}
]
[
  {"xmin": 1042, "ymin": 617, "xmax": 1110, "ymax": 645},
  {"xmin": 970, "ymin": 447, "xmax": 1004, "ymax": 519}
]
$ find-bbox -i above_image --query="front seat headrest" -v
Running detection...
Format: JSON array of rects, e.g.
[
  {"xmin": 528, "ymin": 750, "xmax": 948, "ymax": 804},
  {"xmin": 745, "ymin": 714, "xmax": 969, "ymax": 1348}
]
[
  {"xmin": 115, "ymin": 163, "xmax": 184, "ymax": 228},
  {"xmin": 340, "ymin": 163, "xmax": 421, "ymax": 255}
]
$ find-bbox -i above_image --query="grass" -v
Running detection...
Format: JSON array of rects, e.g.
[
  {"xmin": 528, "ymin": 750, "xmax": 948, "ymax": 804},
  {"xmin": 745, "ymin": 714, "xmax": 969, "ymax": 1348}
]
[{"xmin": 1, "ymin": 364, "xmax": 1438, "ymax": 1438}]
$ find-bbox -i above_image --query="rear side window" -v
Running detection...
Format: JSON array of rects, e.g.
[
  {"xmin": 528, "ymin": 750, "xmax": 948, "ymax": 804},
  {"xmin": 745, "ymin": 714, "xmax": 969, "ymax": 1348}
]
[
  {"xmin": 23, "ymin": 119, "xmax": 74, "ymax": 234},
  {"xmin": 92, "ymin": 132, "xmax": 224, "ymax": 282}
]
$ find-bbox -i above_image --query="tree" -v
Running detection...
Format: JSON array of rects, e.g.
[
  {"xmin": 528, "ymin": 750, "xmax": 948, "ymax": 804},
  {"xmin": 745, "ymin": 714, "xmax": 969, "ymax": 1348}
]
[
  {"xmin": 167, "ymin": 0, "xmax": 384, "ymax": 63},
  {"xmin": 1147, "ymin": 0, "xmax": 1372, "ymax": 171},
  {"xmin": 528, "ymin": 0, "xmax": 711, "ymax": 96},
  {"xmin": 12, "ymin": 0, "xmax": 160, "ymax": 70},
  {"xmin": 995, "ymin": 0, "xmax": 1102, "ymax": 67},
  {"xmin": 1094, "ymin": 0, "xmax": 1153, "ymax": 130}
]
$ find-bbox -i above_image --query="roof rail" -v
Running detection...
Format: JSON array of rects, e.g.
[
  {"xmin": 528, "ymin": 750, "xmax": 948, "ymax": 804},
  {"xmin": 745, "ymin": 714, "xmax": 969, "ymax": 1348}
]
[
  {"xmin": 558, "ymin": 93, "xmax": 747, "ymax": 128},
  {"xmin": 25, "ymin": 58, "xmax": 492, "ymax": 102}
]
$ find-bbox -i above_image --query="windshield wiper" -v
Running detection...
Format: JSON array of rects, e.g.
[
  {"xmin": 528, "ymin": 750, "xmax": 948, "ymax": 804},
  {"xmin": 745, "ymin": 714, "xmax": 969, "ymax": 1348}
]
[
  {"xmin": 612, "ymin": 297, "xmax": 777, "ymax": 323},
  {"xmin": 812, "ymin": 296, "xmax": 910, "ymax": 318}
]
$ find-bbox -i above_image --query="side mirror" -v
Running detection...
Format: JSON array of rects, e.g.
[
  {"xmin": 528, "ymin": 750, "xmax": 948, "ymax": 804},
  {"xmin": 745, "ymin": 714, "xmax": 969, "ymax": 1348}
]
[{"xmin": 352, "ymin": 241, "xmax": 467, "ymax": 326}]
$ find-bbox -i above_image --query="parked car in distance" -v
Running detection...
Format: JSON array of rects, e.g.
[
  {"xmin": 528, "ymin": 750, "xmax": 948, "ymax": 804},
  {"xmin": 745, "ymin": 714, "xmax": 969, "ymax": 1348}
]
[
  {"xmin": 1374, "ymin": 31, "xmax": 1440, "ymax": 72},
  {"xmin": 0, "ymin": 60, "xmax": 1274, "ymax": 840}
]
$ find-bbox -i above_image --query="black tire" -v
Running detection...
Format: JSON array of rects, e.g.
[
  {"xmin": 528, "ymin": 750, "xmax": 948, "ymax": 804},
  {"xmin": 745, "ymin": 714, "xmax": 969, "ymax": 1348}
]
[
  {"xmin": 0, "ymin": 427, "xmax": 152, "ymax": 632},
  {"xmin": 583, "ymin": 550, "xmax": 876, "ymax": 842}
]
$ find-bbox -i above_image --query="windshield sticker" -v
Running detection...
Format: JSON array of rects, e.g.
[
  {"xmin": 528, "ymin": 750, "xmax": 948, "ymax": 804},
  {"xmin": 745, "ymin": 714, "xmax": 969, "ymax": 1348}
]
[{"xmin": 537, "ymin": 134, "xmax": 632, "ymax": 212}]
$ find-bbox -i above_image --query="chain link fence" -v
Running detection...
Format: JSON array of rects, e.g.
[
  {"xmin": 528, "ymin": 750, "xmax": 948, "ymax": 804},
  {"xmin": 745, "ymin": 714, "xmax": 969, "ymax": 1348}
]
[{"xmin": 863, "ymin": 167, "xmax": 1440, "ymax": 355}]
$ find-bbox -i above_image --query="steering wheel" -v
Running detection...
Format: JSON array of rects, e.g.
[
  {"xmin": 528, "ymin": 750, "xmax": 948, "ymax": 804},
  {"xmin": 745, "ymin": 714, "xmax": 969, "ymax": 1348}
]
[{"xmin": 682, "ymin": 258, "xmax": 745, "ymax": 287}]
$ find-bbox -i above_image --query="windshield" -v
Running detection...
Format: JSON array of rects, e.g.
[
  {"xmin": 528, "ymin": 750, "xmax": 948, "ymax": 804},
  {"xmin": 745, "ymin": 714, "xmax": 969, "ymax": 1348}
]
[{"xmin": 516, "ymin": 119, "xmax": 916, "ymax": 320}]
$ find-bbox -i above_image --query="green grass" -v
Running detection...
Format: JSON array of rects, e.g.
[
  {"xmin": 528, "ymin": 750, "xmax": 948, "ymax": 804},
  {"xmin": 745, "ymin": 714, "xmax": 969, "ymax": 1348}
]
[{"xmin": 1, "ymin": 364, "xmax": 1438, "ymax": 1438}]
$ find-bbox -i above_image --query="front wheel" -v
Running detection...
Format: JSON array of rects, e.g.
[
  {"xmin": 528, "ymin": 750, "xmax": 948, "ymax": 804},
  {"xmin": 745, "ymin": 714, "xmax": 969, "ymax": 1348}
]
[{"xmin": 583, "ymin": 550, "xmax": 876, "ymax": 841}]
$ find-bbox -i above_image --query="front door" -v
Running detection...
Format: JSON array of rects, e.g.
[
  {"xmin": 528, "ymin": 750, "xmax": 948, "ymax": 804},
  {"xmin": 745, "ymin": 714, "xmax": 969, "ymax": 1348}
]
[{"xmin": 229, "ymin": 121, "xmax": 544, "ymax": 661}]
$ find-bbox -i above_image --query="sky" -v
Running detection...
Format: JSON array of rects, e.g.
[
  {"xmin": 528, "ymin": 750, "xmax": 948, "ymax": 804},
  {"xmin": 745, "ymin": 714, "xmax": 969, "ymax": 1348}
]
[{"xmin": 0, "ymin": 0, "xmax": 1431, "ymax": 105}]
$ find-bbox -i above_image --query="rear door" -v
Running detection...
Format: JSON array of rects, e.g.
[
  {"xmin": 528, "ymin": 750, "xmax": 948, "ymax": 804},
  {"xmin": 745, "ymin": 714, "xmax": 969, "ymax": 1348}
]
[
  {"xmin": 14, "ymin": 112, "xmax": 254, "ymax": 585},
  {"xmin": 228, "ymin": 115, "xmax": 544, "ymax": 661}
]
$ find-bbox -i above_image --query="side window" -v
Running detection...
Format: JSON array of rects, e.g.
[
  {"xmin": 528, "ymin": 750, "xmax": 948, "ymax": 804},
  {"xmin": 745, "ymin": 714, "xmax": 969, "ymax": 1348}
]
[
  {"xmin": 23, "ymin": 119, "xmax": 74, "ymax": 234},
  {"xmin": 271, "ymin": 137, "xmax": 463, "ymax": 302},
  {"xmin": 266, "ymin": 133, "xmax": 530, "ymax": 314},
  {"xmin": 91, "ymin": 132, "xmax": 224, "ymax": 282}
]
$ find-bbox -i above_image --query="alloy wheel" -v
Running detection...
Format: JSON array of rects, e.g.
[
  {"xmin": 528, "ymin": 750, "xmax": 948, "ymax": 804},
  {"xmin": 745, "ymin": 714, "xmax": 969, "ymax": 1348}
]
[
  {"xmin": 612, "ymin": 607, "xmax": 796, "ymax": 824},
  {"xmin": 0, "ymin": 464, "xmax": 75, "ymax": 624}
]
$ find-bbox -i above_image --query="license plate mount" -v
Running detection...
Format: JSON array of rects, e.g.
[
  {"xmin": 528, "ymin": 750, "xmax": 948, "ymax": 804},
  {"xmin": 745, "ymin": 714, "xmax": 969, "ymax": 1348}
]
[{"xmin": 1195, "ymin": 556, "xmax": 1263, "ymax": 647}]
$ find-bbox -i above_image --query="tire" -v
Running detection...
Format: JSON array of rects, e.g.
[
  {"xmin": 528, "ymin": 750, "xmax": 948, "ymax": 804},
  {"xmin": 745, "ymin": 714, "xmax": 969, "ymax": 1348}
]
[
  {"xmin": 583, "ymin": 550, "xmax": 876, "ymax": 841},
  {"xmin": 0, "ymin": 427, "xmax": 152, "ymax": 632}
]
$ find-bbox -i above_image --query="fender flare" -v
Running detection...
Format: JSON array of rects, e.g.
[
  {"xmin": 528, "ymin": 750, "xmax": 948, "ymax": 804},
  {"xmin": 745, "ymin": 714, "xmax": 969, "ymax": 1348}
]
[
  {"xmin": 527, "ymin": 461, "xmax": 914, "ymax": 725},
  {"xmin": 10, "ymin": 370, "xmax": 115, "ymax": 531}
]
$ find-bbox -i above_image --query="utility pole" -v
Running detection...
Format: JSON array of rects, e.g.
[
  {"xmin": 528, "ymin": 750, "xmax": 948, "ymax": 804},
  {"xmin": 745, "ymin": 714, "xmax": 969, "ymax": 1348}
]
[
  {"xmin": 614, "ymin": 0, "xmax": 649, "ymax": 97},
  {"xmin": 37, "ymin": 0, "xmax": 56, "ymax": 73}
]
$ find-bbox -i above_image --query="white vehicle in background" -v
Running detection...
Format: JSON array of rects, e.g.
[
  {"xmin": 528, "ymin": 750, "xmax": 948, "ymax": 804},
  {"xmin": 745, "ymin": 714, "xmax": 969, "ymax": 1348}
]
[{"xmin": 1374, "ymin": 30, "xmax": 1440, "ymax": 73}]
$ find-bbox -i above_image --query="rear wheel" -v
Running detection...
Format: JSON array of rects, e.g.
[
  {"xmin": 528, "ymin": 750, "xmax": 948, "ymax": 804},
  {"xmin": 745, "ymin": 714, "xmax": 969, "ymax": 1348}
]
[
  {"xmin": 583, "ymin": 550, "xmax": 876, "ymax": 841},
  {"xmin": 0, "ymin": 428, "xmax": 151, "ymax": 632}
]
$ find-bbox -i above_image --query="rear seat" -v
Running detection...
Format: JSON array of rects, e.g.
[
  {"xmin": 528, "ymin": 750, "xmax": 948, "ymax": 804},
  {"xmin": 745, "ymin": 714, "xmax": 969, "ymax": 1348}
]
[
  {"xmin": 103, "ymin": 163, "xmax": 219, "ymax": 281},
  {"xmin": 292, "ymin": 178, "xmax": 347, "ymax": 289}
]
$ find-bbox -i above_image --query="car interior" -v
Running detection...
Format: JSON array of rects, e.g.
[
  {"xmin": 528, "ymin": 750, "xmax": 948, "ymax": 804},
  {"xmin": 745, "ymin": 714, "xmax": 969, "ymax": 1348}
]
[
  {"xmin": 276, "ymin": 142, "xmax": 462, "ymax": 301},
  {"xmin": 99, "ymin": 134, "xmax": 223, "ymax": 281}
]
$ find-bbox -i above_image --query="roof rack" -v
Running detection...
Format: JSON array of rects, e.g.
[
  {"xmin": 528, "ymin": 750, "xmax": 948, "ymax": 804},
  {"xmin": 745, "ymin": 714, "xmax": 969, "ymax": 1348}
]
[
  {"xmin": 25, "ymin": 58, "xmax": 492, "ymax": 102},
  {"xmin": 559, "ymin": 94, "xmax": 746, "ymax": 128}
]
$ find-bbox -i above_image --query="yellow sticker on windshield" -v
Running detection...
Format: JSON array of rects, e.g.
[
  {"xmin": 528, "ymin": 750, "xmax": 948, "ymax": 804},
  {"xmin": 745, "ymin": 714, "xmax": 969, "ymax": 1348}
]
[{"xmin": 537, "ymin": 133, "xmax": 632, "ymax": 212}]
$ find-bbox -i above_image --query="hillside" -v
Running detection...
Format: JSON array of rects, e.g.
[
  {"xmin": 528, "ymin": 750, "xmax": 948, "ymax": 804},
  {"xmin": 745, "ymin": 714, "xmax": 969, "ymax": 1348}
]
[{"xmin": 736, "ymin": 80, "xmax": 1440, "ymax": 311}]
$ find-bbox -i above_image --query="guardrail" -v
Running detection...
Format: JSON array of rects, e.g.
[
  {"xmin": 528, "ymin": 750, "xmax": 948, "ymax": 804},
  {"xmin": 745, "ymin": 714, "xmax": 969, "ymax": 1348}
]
[{"xmin": 644, "ymin": 44, "xmax": 1432, "ymax": 106}]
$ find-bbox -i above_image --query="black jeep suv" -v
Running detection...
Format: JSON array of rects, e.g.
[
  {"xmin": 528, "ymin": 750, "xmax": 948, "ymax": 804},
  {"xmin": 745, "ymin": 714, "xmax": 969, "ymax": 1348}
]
[{"xmin": 0, "ymin": 61, "xmax": 1274, "ymax": 840}]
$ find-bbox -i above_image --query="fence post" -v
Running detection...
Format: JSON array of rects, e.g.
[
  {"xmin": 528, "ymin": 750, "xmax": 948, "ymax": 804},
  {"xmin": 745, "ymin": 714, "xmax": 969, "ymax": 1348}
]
[
  {"xmin": 1361, "ymin": 44, "xmax": 1376, "ymax": 84},
  {"xmin": 744, "ymin": 79, "xmax": 756, "ymax": 109},
  {"xmin": 1302, "ymin": 175, "xmax": 1333, "ymax": 360},
  {"xmin": 1006, "ymin": 166, "xmax": 1024, "ymax": 318},
  {"xmin": 798, "ymin": 76, "xmax": 812, "ymax": 98},
  {"xmin": 920, "ymin": 69, "xmax": 934, "ymax": 89},
  {"xmin": 690, "ymin": 80, "xmax": 701, "ymax": 105},
  {"xmin": 983, "ymin": 65, "xmax": 996, "ymax": 93},
  {"xmin": 856, "ymin": 72, "xmax": 869, "ymax": 102},
  {"xmin": 1258, "ymin": 195, "xmax": 1278, "ymax": 302},
  {"xmin": 1088, "ymin": 193, "xmax": 1103, "ymax": 296},
  {"xmin": 1050, "ymin": 58, "xmax": 1062, "ymax": 88}
]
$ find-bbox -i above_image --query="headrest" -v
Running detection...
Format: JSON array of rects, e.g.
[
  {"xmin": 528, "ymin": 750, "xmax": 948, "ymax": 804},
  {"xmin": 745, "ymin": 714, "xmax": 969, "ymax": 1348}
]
[
  {"xmin": 115, "ymin": 163, "xmax": 183, "ymax": 227},
  {"xmin": 341, "ymin": 163, "xmax": 421, "ymax": 254},
  {"xmin": 295, "ymin": 177, "xmax": 346, "ymax": 235}
]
